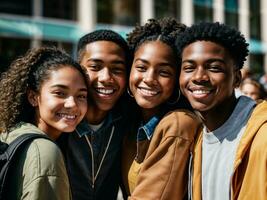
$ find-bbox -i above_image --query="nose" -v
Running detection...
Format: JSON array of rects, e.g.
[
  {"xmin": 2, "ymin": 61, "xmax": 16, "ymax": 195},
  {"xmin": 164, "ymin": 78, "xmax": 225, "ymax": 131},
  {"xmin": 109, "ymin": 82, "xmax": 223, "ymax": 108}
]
[
  {"xmin": 99, "ymin": 67, "xmax": 112, "ymax": 82},
  {"xmin": 143, "ymin": 69, "xmax": 157, "ymax": 85},
  {"xmin": 192, "ymin": 67, "xmax": 209, "ymax": 83},
  {"xmin": 65, "ymin": 96, "xmax": 77, "ymax": 108}
]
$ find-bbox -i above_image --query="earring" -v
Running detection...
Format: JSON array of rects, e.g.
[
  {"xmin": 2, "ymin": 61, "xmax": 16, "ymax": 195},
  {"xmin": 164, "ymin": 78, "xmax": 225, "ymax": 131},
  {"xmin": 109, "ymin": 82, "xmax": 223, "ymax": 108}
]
[
  {"xmin": 127, "ymin": 88, "xmax": 134, "ymax": 98},
  {"xmin": 167, "ymin": 89, "xmax": 181, "ymax": 105}
]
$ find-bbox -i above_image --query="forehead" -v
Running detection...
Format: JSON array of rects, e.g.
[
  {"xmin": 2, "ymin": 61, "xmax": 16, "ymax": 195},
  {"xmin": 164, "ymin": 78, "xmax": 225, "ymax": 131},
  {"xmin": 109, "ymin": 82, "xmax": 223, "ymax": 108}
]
[
  {"xmin": 182, "ymin": 41, "xmax": 231, "ymax": 61},
  {"xmin": 83, "ymin": 41, "xmax": 126, "ymax": 61},
  {"xmin": 135, "ymin": 41, "xmax": 176, "ymax": 62},
  {"xmin": 43, "ymin": 66, "xmax": 85, "ymax": 86}
]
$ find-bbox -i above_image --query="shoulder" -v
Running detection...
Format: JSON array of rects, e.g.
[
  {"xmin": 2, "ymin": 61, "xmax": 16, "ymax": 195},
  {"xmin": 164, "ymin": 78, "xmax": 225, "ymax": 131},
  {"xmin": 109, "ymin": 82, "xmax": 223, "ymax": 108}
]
[
  {"xmin": 154, "ymin": 109, "xmax": 202, "ymax": 140},
  {"xmin": 28, "ymin": 137, "xmax": 65, "ymax": 166},
  {"xmin": 162, "ymin": 109, "xmax": 200, "ymax": 124},
  {"xmin": 23, "ymin": 137, "xmax": 66, "ymax": 178}
]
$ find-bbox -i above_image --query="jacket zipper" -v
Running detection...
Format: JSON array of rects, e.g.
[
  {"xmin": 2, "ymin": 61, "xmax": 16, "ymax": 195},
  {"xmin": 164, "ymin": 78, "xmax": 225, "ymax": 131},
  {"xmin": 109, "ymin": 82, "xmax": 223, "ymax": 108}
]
[
  {"xmin": 85, "ymin": 134, "xmax": 95, "ymax": 188},
  {"xmin": 84, "ymin": 126, "xmax": 115, "ymax": 189}
]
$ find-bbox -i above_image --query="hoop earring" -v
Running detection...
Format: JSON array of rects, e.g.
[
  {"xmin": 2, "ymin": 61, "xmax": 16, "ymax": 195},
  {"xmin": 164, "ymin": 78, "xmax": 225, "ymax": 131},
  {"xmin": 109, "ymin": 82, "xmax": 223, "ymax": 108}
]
[
  {"xmin": 167, "ymin": 89, "xmax": 180, "ymax": 105},
  {"xmin": 127, "ymin": 88, "xmax": 134, "ymax": 98}
]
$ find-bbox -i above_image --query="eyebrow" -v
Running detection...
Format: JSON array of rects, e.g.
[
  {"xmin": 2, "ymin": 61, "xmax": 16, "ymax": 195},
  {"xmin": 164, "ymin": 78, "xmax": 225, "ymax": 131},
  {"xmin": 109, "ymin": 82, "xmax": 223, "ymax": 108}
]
[
  {"xmin": 87, "ymin": 58, "xmax": 125, "ymax": 65},
  {"xmin": 134, "ymin": 58, "xmax": 149, "ymax": 64},
  {"xmin": 50, "ymin": 84, "xmax": 87, "ymax": 91},
  {"xmin": 182, "ymin": 58, "xmax": 226, "ymax": 64}
]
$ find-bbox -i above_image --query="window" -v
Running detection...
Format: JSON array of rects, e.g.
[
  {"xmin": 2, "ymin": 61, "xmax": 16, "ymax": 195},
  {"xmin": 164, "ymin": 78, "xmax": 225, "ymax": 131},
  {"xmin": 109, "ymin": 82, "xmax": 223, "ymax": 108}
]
[
  {"xmin": 0, "ymin": 37, "xmax": 30, "ymax": 73},
  {"xmin": 250, "ymin": 0, "xmax": 261, "ymax": 40},
  {"xmin": 224, "ymin": 0, "xmax": 238, "ymax": 28},
  {"xmin": 194, "ymin": 0, "xmax": 213, "ymax": 23},
  {"xmin": 43, "ymin": 0, "xmax": 77, "ymax": 20},
  {"xmin": 0, "ymin": 0, "xmax": 31, "ymax": 15},
  {"xmin": 155, "ymin": 0, "xmax": 180, "ymax": 21},
  {"xmin": 97, "ymin": 0, "xmax": 140, "ymax": 26}
]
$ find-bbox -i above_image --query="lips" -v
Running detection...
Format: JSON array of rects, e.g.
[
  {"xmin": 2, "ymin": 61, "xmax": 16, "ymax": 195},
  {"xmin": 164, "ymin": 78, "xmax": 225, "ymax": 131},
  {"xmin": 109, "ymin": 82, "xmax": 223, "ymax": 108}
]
[
  {"xmin": 192, "ymin": 90, "xmax": 211, "ymax": 94},
  {"xmin": 57, "ymin": 113, "xmax": 77, "ymax": 120},
  {"xmin": 137, "ymin": 87, "xmax": 160, "ymax": 97},
  {"xmin": 188, "ymin": 86, "xmax": 214, "ymax": 99},
  {"xmin": 95, "ymin": 87, "xmax": 116, "ymax": 95}
]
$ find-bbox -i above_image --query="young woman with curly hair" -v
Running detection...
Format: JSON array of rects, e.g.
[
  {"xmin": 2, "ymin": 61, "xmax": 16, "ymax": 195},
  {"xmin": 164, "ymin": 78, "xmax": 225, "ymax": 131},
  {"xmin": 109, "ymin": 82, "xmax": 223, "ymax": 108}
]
[
  {"xmin": 121, "ymin": 18, "xmax": 201, "ymax": 200},
  {"xmin": 0, "ymin": 47, "xmax": 88, "ymax": 199}
]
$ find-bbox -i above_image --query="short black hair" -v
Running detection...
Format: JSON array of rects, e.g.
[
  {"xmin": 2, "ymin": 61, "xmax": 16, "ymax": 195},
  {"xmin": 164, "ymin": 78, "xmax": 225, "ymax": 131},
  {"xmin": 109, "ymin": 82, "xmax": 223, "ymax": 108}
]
[
  {"xmin": 175, "ymin": 22, "xmax": 249, "ymax": 69},
  {"xmin": 77, "ymin": 29, "xmax": 130, "ymax": 63}
]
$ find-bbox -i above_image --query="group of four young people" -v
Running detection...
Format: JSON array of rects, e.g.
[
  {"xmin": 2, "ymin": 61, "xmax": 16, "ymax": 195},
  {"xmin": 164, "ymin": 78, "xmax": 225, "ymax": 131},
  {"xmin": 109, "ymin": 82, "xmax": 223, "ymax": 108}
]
[{"xmin": 1, "ymin": 17, "xmax": 267, "ymax": 200}]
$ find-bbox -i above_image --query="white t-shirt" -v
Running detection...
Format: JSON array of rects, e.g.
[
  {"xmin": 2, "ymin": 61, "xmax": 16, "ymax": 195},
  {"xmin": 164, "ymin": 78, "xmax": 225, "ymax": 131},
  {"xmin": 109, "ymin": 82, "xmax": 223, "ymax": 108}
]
[{"xmin": 202, "ymin": 96, "xmax": 256, "ymax": 200}]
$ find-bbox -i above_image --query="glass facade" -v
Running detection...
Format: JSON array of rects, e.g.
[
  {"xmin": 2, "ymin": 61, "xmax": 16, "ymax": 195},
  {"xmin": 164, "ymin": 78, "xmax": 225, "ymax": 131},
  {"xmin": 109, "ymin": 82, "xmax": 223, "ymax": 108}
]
[
  {"xmin": 250, "ymin": 53, "xmax": 264, "ymax": 76},
  {"xmin": 0, "ymin": 0, "xmax": 31, "ymax": 15},
  {"xmin": 194, "ymin": 0, "xmax": 213, "ymax": 23},
  {"xmin": 43, "ymin": 0, "xmax": 77, "ymax": 20},
  {"xmin": 97, "ymin": 0, "xmax": 140, "ymax": 26},
  {"xmin": 250, "ymin": 0, "xmax": 261, "ymax": 40},
  {"xmin": 0, "ymin": 36, "xmax": 30, "ymax": 73},
  {"xmin": 224, "ymin": 0, "xmax": 238, "ymax": 28},
  {"xmin": 155, "ymin": 0, "xmax": 181, "ymax": 21},
  {"xmin": 0, "ymin": 0, "xmax": 266, "ymax": 75}
]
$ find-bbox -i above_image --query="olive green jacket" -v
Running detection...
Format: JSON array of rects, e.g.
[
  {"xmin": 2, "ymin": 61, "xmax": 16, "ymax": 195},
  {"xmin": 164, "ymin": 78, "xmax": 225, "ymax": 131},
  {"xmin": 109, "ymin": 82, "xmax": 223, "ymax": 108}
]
[{"xmin": 0, "ymin": 123, "xmax": 71, "ymax": 200}]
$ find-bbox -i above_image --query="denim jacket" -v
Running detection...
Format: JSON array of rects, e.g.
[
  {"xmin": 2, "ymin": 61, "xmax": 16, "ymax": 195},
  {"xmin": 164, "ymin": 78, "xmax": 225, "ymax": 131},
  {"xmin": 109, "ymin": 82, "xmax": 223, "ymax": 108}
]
[{"xmin": 57, "ymin": 106, "xmax": 128, "ymax": 200}]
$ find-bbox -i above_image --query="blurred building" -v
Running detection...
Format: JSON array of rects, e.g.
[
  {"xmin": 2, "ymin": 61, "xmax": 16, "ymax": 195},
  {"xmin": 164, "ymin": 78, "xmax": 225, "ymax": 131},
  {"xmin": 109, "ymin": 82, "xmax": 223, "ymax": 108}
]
[{"xmin": 0, "ymin": 0, "xmax": 267, "ymax": 75}]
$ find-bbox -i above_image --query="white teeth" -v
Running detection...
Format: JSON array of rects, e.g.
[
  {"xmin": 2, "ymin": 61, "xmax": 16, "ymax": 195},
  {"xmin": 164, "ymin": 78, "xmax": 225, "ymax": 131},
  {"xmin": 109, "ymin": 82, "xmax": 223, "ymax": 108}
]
[
  {"xmin": 58, "ymin": 113, "xmax": 76, "ymax": 119},
  {"xmin": 95, "ymin": 88, "xmax": 114, "ymax": 94},
  {"xmin": 192, "ymin": 90, "xmax": 210, "ymax": 94},
  {"xmin": 139, "ymin": 88, "xmax": 159, "ymax": 96}
]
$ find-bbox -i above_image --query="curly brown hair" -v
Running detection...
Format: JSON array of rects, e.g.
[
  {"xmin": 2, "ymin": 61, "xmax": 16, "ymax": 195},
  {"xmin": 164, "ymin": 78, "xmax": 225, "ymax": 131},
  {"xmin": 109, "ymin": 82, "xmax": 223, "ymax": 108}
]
[{"xmin": 0, "ymin": 46, "xmax": 88, "ymax": 132}]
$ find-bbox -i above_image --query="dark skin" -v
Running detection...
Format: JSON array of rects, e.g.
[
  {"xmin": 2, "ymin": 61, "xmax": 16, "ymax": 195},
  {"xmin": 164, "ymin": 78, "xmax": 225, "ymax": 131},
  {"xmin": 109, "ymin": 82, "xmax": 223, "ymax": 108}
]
[
  {"xmin": 79, "ymin": 41, "xmax": 127, "ymax": 124},
  {"xmin": 129, "ymin": 41, "xmax": 177, "ymax": 122},
  {"xmin": 179, "ymin": 41, "xmax": 242, "ymax": 132}
]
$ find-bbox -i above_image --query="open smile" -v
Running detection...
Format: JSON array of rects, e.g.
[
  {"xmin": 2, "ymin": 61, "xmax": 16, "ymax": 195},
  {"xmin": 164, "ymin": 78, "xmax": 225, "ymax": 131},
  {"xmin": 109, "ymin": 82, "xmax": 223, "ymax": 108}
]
[
  {"xmin": 56, "ymin": 113, "xmax": 77, "ymax": 120},
  {"xmin": 137, "ymin": 87, "xmax": 160, "ymax": 97}
]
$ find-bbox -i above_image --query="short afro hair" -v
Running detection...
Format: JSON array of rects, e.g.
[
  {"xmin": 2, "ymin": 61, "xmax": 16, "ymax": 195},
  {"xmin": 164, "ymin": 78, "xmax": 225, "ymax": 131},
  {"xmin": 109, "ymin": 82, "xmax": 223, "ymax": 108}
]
[
  {"xmin": 175, "ymin": 22, "xmax": 249, "ymax": 69},
  {"xmin": 77, "ymin": 29, "xmax": 130, "ymax": 64}
]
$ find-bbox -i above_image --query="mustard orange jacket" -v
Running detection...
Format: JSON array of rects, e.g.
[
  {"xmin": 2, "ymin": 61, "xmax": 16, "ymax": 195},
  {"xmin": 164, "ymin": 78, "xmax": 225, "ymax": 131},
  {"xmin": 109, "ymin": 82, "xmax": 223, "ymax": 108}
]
[
  {"xmin": 191, "ymin": 100, "xmax": 267, "ymax": 200},
  {"xmin": 123, "ymin": 109, "xmax": 201, "ymax": 200}
]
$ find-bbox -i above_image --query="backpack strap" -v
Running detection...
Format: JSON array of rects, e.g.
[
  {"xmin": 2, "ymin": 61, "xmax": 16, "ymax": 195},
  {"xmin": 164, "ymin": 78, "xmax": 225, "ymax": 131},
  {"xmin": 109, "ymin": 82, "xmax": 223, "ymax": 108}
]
[{"xmin": 0, "ymin": 133, "xmax": 51, "ymax": 199}]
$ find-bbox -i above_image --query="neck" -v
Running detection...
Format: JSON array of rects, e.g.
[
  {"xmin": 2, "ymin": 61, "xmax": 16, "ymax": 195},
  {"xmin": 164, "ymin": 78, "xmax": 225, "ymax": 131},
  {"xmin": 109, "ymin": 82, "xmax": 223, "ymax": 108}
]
[
  {"xmin": 141, "ymin": 106, "xmax": 161, "ymax": 123},
  {"xmin": 86, "ymin": 105, "xmax": 108, "ymax": 125},
  {"xmin": 199, "ymin": 95, "xmax": 238, "ymax": 132},
  {"xmin": 36, "ymin": 120, "xmax": 60, "ymax": 141}
]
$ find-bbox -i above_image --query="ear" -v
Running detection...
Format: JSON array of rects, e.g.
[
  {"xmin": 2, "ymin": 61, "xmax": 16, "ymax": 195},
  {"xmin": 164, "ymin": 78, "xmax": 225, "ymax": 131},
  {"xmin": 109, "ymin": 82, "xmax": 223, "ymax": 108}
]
[
  {"xmin": 27, "ymin": 89, "xmax": 38, "ymax": 107},
  {"xmin": 234, "ymin": 69, "xmax": 242, "ymax": 88}
]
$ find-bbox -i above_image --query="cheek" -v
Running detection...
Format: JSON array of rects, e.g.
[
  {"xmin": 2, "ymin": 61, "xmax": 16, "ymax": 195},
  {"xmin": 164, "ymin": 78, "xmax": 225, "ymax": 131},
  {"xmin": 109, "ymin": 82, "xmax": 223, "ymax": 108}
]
[
  {"xmin": 38, "ymin": 95, "xmax": 59, "ymax": 112},
  {"xmin": 117, "ymin": 76, "xmax": 127, "ymax": 91},
  {"xmin": 162, "ymin": 79, "xmax": 176, "ymax": 96},
  {"xmin": 79, "ymin": 102, "xmax": 88, "ymax": 115},
  {"xmin": 179, "ymin": 74, "xmax": 188, "ymax": 90},
  {"xmin": 129, "ymin": 71, "xmax": 141, "ymax": 87},
  {"xmin": 87, "ymin": 72, "xmax": 97, "ymax": 85}
]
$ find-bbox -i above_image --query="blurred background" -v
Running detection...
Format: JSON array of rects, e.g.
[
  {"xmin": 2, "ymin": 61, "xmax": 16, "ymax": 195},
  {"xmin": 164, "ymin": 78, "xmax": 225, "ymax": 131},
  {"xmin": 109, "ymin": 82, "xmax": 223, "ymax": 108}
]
[{"xmin": 0, "ymin": 0, "xmax": 267, "ymax": 78}]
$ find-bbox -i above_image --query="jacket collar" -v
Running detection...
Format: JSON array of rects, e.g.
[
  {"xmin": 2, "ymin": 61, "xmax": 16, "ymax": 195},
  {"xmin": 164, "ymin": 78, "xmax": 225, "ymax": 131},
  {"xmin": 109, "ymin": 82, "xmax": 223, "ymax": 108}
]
[
  {"xmin": 137, "ymin": 111, "xmax": 166, "ymax": 141},
  {"xmin": 76, "ymin": 110, "xmax": 122, "ymax": 137},
  {"xmin": 233, "ymin": 99, "xmax": 267, "ymax": 168},
  {"xmin": 192, "ymin": 98, "xmax": 267, "ymax": 200}
]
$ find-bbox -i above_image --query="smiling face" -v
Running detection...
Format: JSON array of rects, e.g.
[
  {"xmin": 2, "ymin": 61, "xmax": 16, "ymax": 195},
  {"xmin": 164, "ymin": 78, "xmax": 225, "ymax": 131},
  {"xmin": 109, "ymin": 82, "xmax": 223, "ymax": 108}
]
[
  {"xmin": 80, "ymin": 41, "xmax": 127, "ymax": 113},
  {"xmin": 30, "ymin": 66, "xmax": 88, "ymax": 140},
  {"xmin": 129, "ymin": 41, "xmax": 176, "ymax": 117},
  {"xmin": 241, "ymin": 82, "xmax": 260, "ymax": 100},
  {"xmin": 179, "ymin": 41, "xmax": 241, "ymax": 117}
]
